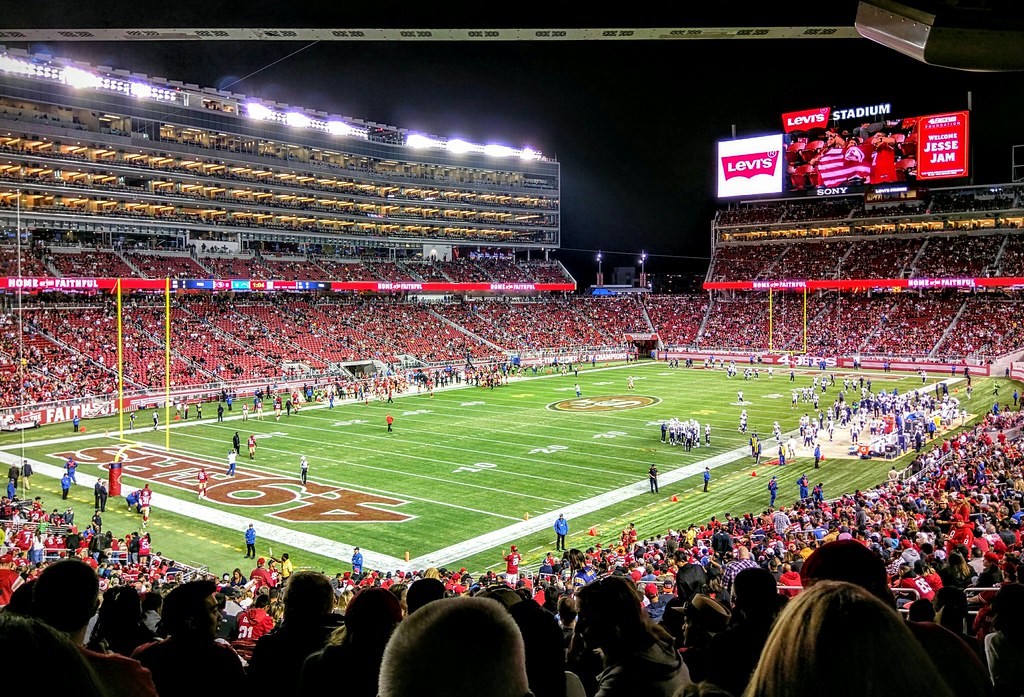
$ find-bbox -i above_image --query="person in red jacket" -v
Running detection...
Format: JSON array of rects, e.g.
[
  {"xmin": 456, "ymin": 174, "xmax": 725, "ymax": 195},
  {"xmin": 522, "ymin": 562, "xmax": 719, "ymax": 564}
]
[
  {"xmin": 236, "ymin": 594, "xmax": 275, "ymax": 642},
  {"xmin": 0, "ymin": 553, "xmax": 24, "ymax": 607},
  {"xmin": 249, "ymin": 557, "xmax": 275, "ymax": 591},
  {"xmin": 946, "ymin": 515, "xmax": 975, "ymax": 558},
  {"xmin": 777, "ymin": 562, "xmax": 803, "ymax": 598}
]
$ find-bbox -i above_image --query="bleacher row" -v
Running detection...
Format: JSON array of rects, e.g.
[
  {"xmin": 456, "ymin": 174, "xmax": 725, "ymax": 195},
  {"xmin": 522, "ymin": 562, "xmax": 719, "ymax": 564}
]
[
  {"xmin": 12, "ymin": 247, "xmax": 574, "ymax": 284},
  {"xmin": 711, "ymin": 232, "xmax": 1024, "ymax": 282}
]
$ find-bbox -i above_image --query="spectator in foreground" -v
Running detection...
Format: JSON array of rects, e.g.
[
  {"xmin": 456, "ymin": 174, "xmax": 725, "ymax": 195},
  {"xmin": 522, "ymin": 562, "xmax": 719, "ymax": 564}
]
[
  {"xmin": 247, "ymin": 570, "xmax": 341, "ymax": 685},
  {"xmin": 0, "ymin": 613, "xmax": 109, "ymax": 697},
  {"xmin": 86, "ymin": 585, "xmax": 157, "ymax": 657},
  {"xmin": 300, "ymin": 587, "xmax": 403, "ymax": 696},
  {"xmin": 378, "ymin": 596, "xmax": 530, "ymax": 697},
  {"xmin": 132, "ymin": 580, "xmax": 246, "ymax": 697},
  {"xmin": 800, "ymin": 540, "xmax": 992, "ymax": 697},
  {"xmin": 30, "ymin": 559, "xmax": 158, "ymax": 697},
  {"xmin": 571, "ymin": 576, "xmax": 690, "ymax": 696},
  {"xmin": 705, "ymin": 567, "xmax": 785, "ymax": 697},
  {"xmin": 985, "ymin": 583, "xmax": 1024, "ymax": 697},
  {"xmin": 745, "ymin": 581, "xmax": 955, "ymax": 697}
]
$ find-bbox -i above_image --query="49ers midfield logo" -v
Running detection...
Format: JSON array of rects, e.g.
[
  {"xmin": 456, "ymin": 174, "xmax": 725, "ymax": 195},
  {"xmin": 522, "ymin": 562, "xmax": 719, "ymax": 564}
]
[
  {"xmin": 548, "ymin": 395, "xmax": 660, "ymax": 412},
  {"xmin": 53, "ymin": 446, "xmax": 412, "ymax": 523}
]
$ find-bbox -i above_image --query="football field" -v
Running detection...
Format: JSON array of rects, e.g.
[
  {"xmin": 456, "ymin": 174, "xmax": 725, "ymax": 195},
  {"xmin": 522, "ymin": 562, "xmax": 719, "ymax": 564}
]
[{"xmin": 0, "ymin": 361, "xmax": 1002, "ymax": 576}]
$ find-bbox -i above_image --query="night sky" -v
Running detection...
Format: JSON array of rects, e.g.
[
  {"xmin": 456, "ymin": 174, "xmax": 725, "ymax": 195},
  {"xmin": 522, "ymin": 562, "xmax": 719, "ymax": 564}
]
[{"xmin": 6, "ymin": 4, "xmax": 1024, "ymax": 285}]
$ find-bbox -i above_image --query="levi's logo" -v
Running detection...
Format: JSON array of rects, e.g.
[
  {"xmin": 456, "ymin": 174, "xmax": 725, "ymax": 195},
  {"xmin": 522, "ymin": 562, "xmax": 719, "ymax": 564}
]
[
  {"xmin": 782, "ymin": 107, "xmax": 831, "ymax": 133},
  {"xmin": 722, "ymin": 151, "xmax": 779, "ymax": 179}
]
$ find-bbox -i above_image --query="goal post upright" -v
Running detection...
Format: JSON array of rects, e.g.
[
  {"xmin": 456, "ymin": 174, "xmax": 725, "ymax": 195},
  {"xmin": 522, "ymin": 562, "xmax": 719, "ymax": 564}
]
[
  {"xmin": 803, "ymin": 286, "xmax": 808, "ymax": 355},
  {"xmin": 164, "ymin": 277, "xmax": 170, "ymax": 452},
  {"xmin": 768, "ymin": 288, "xmax": 773, "ymax": 351},
  {"xmin": 116, "ymin": 278, "xmax": 124, "ymax": 440}
]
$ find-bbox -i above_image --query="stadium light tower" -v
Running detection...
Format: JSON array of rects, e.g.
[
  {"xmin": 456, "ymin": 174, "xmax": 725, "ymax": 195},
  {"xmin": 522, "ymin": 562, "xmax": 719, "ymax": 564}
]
[
  {"xmin": 639, "ymin": 251, "xmax": 647, "ymax": 289},
  {"xmin": 597, "ymin": 251, "xmax": 604, "ymax": 288}
]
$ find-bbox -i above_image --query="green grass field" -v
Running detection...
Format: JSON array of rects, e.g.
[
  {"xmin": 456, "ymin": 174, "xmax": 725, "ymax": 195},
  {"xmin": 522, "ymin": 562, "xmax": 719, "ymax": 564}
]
[{"xmin": 0, "ymin": 361, "xmax": 1011, "ymax": 577}]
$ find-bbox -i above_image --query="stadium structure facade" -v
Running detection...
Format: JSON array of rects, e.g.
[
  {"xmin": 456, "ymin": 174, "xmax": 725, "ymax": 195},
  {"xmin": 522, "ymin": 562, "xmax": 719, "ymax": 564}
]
[{"xmin": 0, "ymin": 46, "xmax": 561, "ymax": 259}]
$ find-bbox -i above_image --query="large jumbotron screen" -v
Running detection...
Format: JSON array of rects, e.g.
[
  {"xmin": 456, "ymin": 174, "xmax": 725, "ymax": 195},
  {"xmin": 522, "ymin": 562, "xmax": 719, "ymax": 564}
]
[{"xmin": 715, "ymin": 104, "xmax": 969, "ymax": 199}]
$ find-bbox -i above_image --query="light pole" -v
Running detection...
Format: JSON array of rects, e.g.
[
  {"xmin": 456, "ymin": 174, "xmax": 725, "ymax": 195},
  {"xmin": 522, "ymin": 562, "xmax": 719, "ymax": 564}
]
[
  {"xmin": 639, "ymin": 251, "xmax": 647, "ymax": 289},
  {"xmin": 596, "ymin": 251, "xmax": 603, "ymax": 287}
]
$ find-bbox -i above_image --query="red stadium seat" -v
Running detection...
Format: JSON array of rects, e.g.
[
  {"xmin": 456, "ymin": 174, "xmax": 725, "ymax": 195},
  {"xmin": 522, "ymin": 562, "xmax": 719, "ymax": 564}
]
[
  {"xmin": 895, "ymin": 158, "xmax": 916, "ymax": 181},
  {"xmin": 801, "ymin": 140, "xmax": 825, "ymax": 163},
  {"xmin": 786, "ymin": 141, "xmax": 806, "ymax": 164},
  {"xmin": 789, "ymin": 164, "xmax": 815, "ymax": 188},
  {"xmin": 901, "ymin": 133, "xmax": 917, "ymax": 158}
]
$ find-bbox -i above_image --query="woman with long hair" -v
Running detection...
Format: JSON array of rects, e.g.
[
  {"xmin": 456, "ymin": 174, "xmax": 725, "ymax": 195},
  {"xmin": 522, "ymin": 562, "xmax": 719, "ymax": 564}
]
[
  {"xmin": 938, "ymin": 550, "xmax": 974, "ymax": 589},
  {"xmin": 744, "ymin": 581, "xmax": 954, "ymax": 697},
  {"xmin": 228, "ymin": 568, "xmax": 246, "ymax": 588},
  {"xmin": 570, "ymin": 575, "xmax": 689, "ymax": 696},
  {"xmin": 86, "ymin": 585, "xmax": 156, "ymax": 657}
]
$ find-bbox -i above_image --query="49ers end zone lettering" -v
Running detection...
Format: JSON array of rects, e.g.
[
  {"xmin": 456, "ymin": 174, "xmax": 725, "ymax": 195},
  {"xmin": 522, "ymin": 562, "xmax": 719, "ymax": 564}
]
[
  {"xmin": 52, "ymin": 446, "xmax": 412, "ymax": 523},
  {"xmin": 548, "ymin": 395, "xmax": 661, "ymax": 412}
]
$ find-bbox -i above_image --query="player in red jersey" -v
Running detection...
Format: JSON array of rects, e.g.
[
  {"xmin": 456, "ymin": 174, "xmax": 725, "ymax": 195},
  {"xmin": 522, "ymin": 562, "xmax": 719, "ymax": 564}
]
[
  {"xmin": 139, "ymin": 484, "xmax": 152, "ymax": 529},
  {"xmin": 197, "ymin": 467, "xmax": 208, "ymax": 499},
  {"xmin": 248, "ymin": 434, "xmax": 257, "ymax": 459},
  {"xmin": 504, "ymin": 545, "xmax": 522, "ymax": 576}
]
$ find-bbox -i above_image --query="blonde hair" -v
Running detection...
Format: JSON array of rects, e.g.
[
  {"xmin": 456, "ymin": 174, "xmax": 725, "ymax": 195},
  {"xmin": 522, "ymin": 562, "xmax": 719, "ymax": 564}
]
[
  {"xmin": 333, "ymin": 588, "xmax": 353, "ymax": 615},
  {"xmin": 744, "ymin": 581, "xmax": 954, "ymax": 697},
  {"xmin": 423, "ymin": 567, "xmax": 441, "ymax": 580}
]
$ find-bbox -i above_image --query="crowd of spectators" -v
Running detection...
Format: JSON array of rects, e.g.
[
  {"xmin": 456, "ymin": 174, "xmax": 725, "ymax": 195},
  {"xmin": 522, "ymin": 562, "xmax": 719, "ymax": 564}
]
[
  {"xmin": 935, "ymin": 297, "xmax": 1024, "ymax": 360},
  {"xmin": 861, "ymin": 296, "xmax": 960, "ymax": 357},
  {"xmin": 914, "ymin": 234, "xmax": 1004, "ymax": 278},
  {"xmin": 711, "ymin": 245, "xmax": 787, "ymax": 282},
  {"xmin": 644, "ymin": 295, "xmax": 709, "ymax": 348}
]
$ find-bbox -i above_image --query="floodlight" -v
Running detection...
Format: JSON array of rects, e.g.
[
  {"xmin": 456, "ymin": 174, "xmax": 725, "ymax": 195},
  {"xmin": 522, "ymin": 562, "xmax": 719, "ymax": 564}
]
[
  {"xmin": 286, "ymin": 112, "xmax": 312, "ymax": 129},
  {"xmin": 62, "ymin": 67, "xmax": 100, "ymax": 89},
  {"xmin": 246, "ymin": 103, "xmax": 274, "ymax": 120}
]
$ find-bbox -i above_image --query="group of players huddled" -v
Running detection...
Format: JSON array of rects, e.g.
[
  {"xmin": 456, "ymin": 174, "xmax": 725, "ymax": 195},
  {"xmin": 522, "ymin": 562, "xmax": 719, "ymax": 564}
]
[{"xmin": 659, "ymin": 418, "xmax": 712, "ymax": 451}]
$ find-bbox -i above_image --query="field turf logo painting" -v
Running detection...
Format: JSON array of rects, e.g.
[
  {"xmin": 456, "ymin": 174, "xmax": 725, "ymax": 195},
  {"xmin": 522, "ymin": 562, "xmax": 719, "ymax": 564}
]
[
  {"xmin": 548, "ymin": 395, "xmax": 661, "ymax": 412},
  {"xmin": 53, "ymin": 445, "xmax": 412, "ymax": 523}
]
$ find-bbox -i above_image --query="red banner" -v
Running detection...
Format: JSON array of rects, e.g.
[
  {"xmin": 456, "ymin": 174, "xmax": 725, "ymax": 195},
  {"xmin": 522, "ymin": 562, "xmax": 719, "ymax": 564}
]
[
  {"xmin": 916, "ymin": 111, "xmax": 970, "ymax": 180},
  {"xmin": 0, "ymin": 277, "xmax": 575, "ymax": 294},
  {"xmin": 0, "ymin": 277, "xmax": 168, "ymax": 291},
  {"xmin": 329, "ymin": 281, "xmax": 575, "ymax": 292},
  {"xmin": 704, "ymin": 276, "xmax": 1024, "ymax": 291}
]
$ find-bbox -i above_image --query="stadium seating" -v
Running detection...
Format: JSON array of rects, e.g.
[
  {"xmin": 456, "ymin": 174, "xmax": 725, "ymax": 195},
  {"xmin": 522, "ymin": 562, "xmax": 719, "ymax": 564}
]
[
  {"xmin": 644, "ymin": 295, "xmax": 709, "ymax": 348},
  {"xmin": 127, "ymin": 252, "xmax": 208, "ymax": 279}
]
